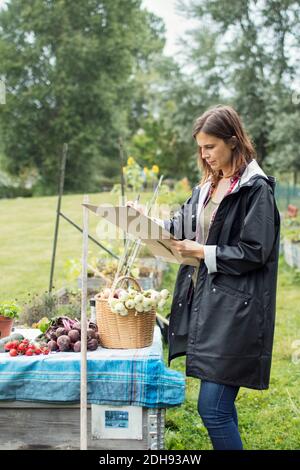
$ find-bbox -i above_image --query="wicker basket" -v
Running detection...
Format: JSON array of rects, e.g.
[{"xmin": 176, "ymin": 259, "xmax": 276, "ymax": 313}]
[{"xmin": 95, "ymin": 275, "xmax": 156, "ymax": 349}]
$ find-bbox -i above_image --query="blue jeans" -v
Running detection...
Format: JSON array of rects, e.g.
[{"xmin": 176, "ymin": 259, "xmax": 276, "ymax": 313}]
[{"xmin": 198, "ymin": 380, "xmax": 243, "ymax": 450}]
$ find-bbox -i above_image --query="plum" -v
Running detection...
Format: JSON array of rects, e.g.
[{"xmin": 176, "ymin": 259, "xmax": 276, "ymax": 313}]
[
  {"xmin": 57, "ymin": 335, "xmax": 71, "ymax": 352},
  {"xmin": 73, "ymin": 341, "xmax": 81, "ymax": 352},
  {"xmin": 47, "ymin": 340, "xmax": 58, "ymax": 351},
  {"xmin": 56, "ymin": 327, "xmax": 67, "ymax": 337},
  {"xmin": 87, "ymin": 339, "xmax": 98, "ymax": 351},
  {"xmin": 72, "ymin": 322, "xmax": 81, "ymax": 332},
  {"xmin": 87, "ymin": 328, "xmax": 97, "ymax": 339},
  {"xmin": 68, "ymin": 329, "xmax": 80, "ymax": 343}
]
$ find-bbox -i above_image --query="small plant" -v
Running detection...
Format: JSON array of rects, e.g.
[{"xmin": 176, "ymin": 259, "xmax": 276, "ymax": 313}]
[
  {"xmin": 123, "ymin": 156, "xmax": 145, "ymax": 193},
  {"xmin": 20, "ymin": 289, "xmax": 82, "ymax": 327},
  {"xmin": 0, "ymin": 301, "xmax": 20, "ymax": 319},
  {"xmin": 21, "ymin": 291, "xmax": 57, "ymax": 326},
  {"xmin": 143, "ymin": 164, "xmax": 160, "ymax": 190},
  {"xmin": 112, "ymin": 156, "xmax": 159, "ymax": 194}
]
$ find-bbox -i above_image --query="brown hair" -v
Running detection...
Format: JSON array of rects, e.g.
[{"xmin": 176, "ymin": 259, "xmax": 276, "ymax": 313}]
[{"xmin": 192, "ymin": 104, "xmax": 257, "ymax": 188}]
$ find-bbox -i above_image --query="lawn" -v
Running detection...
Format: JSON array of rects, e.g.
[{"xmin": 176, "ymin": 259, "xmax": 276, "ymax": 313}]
[
  {"xmin": 163, "ymin": 257, "xmax": 300, "ymax": 450},
  {"xmin": 0, "ymin": 191, "xmax": 149, "ymax": 301},
  {"xmin": 0, "ymin": 193, "xmax": 299, "ymax": 449}
]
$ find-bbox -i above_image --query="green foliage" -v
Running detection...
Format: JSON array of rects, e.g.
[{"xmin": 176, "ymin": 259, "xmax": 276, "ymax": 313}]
[
  {"xmin": 179, "ymin": 0, "xmax": 300, "ymax": 172},
  {"xmin": 0, "ymin": 300, "xmax": 20, "ymax": 319},
  {"xmin": 123, "ymin": 156, "xmax": 145, "ymax": 193},
  {"xmin": 21, "ymin": 291, "xmax": 58, "ymax": 326},
  {"xmin": 283, "ymin": 229, "xmax": 300, "ymax": 243},
  {"xmin": 157, "ymin": 177, "xmax": 191, "ymax": 206},
  {"xmin": 281, "ymin": 215, "xmax": 300, "ymax": 242},
  {"xmin": 266, "ymin": 108, "xmax": 300, "ymax": 176},
  {"xmin": 33, "ymin": 316, "xmax": 51, "ymax": 334},
  {"xmin": 111, "ymin": 156, "xmax": 161, "ymax": 194},
  {"xmin": 20, "ymin": 289, "xmax": 81, "ymax": 327},
  {"xmin": 1, "ymin": 0, "xmax": 299, "ymax": 193},
  {"xmin": 0, "ymin": 0, "xmax": 165, "ymax": 193}
]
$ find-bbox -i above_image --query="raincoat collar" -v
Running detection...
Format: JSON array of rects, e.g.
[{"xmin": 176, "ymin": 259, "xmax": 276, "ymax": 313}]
[
  {"xmin": 198, "ymin": 159, "xmax": 276, "ymax": 194},
  {"xmin": 238, "ymin": 159, "xmax": 276, "ymax": 191}
]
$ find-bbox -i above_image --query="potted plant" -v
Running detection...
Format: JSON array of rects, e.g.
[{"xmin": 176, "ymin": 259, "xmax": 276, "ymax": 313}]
[{"xmin": 0, "ymin": 301, "xmax": 20, "ymax": 339}]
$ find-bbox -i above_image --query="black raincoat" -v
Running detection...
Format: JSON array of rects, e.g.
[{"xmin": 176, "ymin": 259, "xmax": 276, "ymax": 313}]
[{"xmin": 165, "ymin": 160, "xmax": 281, "ymax": 390}]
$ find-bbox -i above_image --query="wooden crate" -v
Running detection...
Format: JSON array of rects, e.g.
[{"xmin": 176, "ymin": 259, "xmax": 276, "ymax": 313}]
[{"xmin": 0, "ymin": 401, "xmax": 165, "ymax": 450}]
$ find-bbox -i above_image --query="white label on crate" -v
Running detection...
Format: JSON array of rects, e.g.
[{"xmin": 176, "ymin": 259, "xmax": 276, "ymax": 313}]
[
  {"xmin": 105, "ymin": 410, "xmax": 129, "ymax": 428},
  {"xmin": 91, "ymin": 404, "xmax": 143, "ymax": 440}
]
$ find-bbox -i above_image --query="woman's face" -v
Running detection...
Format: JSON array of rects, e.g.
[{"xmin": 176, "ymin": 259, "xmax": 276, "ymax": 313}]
[{"xmin": 195, "ymin": 131, "xmax": 234, "ymax": 175}]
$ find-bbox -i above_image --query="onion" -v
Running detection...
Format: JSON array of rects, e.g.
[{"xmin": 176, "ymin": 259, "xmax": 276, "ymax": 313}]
[
  {"xmin": 128, "ymin": 288, "xmax": 137, "ymax": 296},
  {"xmin": 142, "ymin": 298, "xmax": 152, "ymax": 309},
  {"xmin": 108, "ymin": 298, "xmax": 119, "ymax": 309},
  {"xmin": 125, "ymin": 299, "xmax": 135, "ymax": 310},
  {"xmin": 118, "ymin": 290, "xmax": 129, "ymax": 301},
  {"xmin": 135, "ymin": 304, "xmax": 144, "ymax": 313},
  {"xmin": 115, "ymin": 302, "xmax": 126, "ymax": 314},
  {"xmin": 160, "ymin": 289, "xmax": 169, "ymax": 299},
  {"xmin": 134, "ymin": 294, "xmax": 144, "ymax": 305},
  {"xmin": 119, "ymin": 309, "xmax": 129, "ymax": 316},
  {"xmin": 158, "ymin": 299, "xmax": 166, "ymax": 309},
  {"xmin": 151, "ymin": 292, "xmax": 161, "ymax": 303}
]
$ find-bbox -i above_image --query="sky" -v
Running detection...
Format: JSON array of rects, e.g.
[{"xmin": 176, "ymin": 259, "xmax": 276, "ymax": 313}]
[{"xmin": 142, "ymin": 0, "xmax": 196, "ymax": 59}]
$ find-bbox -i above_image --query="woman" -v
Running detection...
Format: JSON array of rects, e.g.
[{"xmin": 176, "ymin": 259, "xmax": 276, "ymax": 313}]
[{"xmin": 128, "ymin": 104, "xmax": 281, "ymax": 450}]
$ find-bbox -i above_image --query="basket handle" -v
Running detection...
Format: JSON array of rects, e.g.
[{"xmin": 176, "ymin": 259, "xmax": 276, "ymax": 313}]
[
  {"xmin": 94, "ymin": 275, "xmax": 142, "ymax": 301},
  {"xmin": 111, "ymin": 275, "xmax": 142, "ymax": 295}
]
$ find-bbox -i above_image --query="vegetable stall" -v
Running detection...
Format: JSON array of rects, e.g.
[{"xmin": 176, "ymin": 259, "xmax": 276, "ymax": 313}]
[{"xmin": 0, "ymin": 195, "xmax": 185, "ymax": 450}]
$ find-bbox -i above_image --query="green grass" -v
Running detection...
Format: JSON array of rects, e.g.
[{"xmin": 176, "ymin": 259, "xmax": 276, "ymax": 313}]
[
  {"xmin": 0, "ymin": 191, "xmax": 151, "ymax": 302},
  {"xmin": 163, "ymin": 256, "xmax": 300, "ymax": 450},
  {"xmin": 0, "ymin": 193, "xmax": 299, "ymax": 449}
]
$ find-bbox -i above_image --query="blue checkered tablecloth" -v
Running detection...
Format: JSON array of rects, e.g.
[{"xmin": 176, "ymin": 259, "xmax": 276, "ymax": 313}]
[{"xmin": 0, "ymin": 326, "xmax": 185, "ymax": 408}]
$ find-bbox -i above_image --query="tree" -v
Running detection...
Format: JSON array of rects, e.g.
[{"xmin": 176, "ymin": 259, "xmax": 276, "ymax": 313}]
[
  {"xmin": 177, "ymin": 0, "xmax": 300, "ymax": 164},
  {"xmin": 0, "ymin": 0, "xmax": 165, "ymax": 193}
]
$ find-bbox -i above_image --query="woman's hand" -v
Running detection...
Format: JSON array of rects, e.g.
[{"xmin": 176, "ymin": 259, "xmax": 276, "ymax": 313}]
[
  {"xmin": 169, "ymin": 239, "xmax": 205, "ymax": 260},
  {"xmin": 126, "ymin": 200, "xmax": 146, "ymax": 215}
]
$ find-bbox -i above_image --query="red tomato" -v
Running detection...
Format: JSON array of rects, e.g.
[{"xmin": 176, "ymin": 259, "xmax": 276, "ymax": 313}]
[{"xmin": 9, "ymin": 349, "xmax": 18, "ymax": 357}]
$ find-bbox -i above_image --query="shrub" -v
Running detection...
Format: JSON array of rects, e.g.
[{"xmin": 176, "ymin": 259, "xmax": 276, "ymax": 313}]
[
  {"xmin": 20, "ymin": 289, "xmax": 81, "ymax": 327},
  {"xmin": 0, "ymin": 301, "xmax": 20, "ymax": 319}
]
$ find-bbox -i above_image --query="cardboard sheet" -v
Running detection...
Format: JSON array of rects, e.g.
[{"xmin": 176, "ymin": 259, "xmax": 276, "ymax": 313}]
[{"xmin": 83, "ymin": 203, "xmax": 200, "ymax": 267}]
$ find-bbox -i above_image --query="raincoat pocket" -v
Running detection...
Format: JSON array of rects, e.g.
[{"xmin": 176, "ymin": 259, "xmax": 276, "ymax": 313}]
[{"xmin": 194, "ymin": 281, "xmax": 263, "ymax": 357}]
